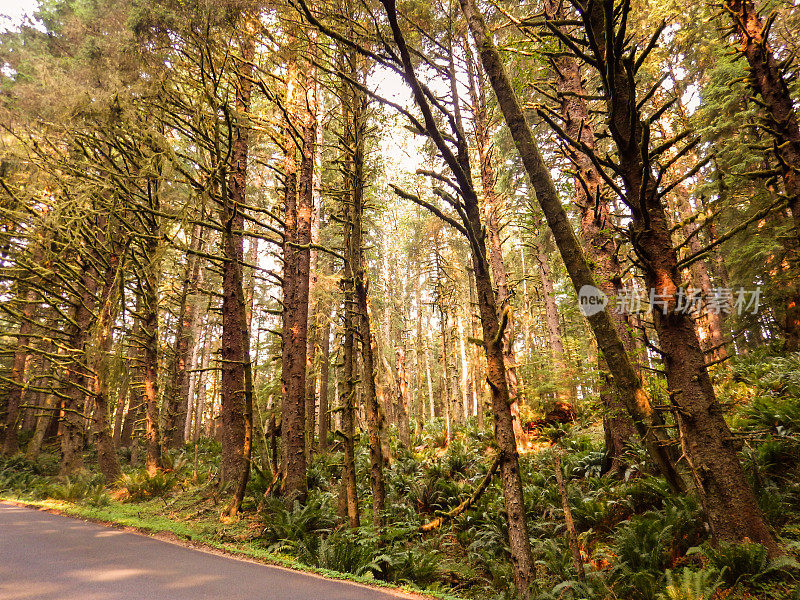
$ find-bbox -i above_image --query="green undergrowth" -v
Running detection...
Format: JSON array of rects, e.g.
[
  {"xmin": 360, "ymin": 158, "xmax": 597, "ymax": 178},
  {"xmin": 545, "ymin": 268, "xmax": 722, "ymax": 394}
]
[
  {"xmin": 1, "ymin": 489, "xmax": 458, "ymax": 600},
  {"xmin": 3, "ymin": 353, "xmax": 800, "ymax": 599}
]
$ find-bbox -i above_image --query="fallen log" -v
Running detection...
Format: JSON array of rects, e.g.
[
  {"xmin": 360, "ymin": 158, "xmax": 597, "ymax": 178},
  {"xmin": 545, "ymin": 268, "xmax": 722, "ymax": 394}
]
[{"xmin": 420, "ymin": 454, "xmax": 500, "ymax": 532}]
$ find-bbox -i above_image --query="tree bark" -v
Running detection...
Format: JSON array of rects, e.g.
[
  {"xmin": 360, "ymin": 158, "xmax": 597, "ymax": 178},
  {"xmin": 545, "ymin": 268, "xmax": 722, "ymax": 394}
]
[
  {"xmin": 59, "ymin": 257, "xmax": 97, "ymax": 475},
  {"xmin": 356, "ymin": 279, "xmax": 388, "ymax": 526},
  {"xmin": 464, "ymin": 43, "xmax": 526, "ymax": 446},
  {"xmin": 182, "ymin": 316, "xmax": 203, "ymax": 442},
  {"xmin": 304, "ymin": 43, "xmax": 322, "ymax": 463},
  {"xmin": 91, "ymin": 244, "xmax": 123, "ymax": 482},
  {"xmin": 575, "ymin": 0, "xmax": 778, "ymax": 553},
  {"xmin": 438, "ymin": 301, "xmax": 452, "ymax": 444},
  {"xmin": 226, "ymin": 20, "xmax": 256, "ymax": 514},
  {"xmin": 2, "ymin": 285, "xmax": 37, "ymax": 456},
  {"xmin": 280, "ymin": 17, "xmax": 312, "ymax": 503},
  {"xmin": 194, "ymin": 329, "xmax": 212, "ymax": 442},
  {"xmin": 165, "ymin": 223, "xmax": 203, "ymax": 448},
  {"xmin": 540, "ymin": 0, "xmax": 641, "ymax": 471},
  {"xmin": 341, "ymin": 48, "xmax": 387, "ymax": 525},
  {"xmin": 724, "ymin": 0, "xmax": 800, "ymax": 349},
  {"xmin": 318, "ymin": 315, "xmax": 331, "ymax": 452},
  {"xmin": 424, "ymin": 338, "xmax": 435, "ymax": 421},
  {"xmin": 533, "ymin": 239, "xmax": 573, "ymax": 401},
  {"xmin": 24, "ymin": 334, "xmax": 56, "ymax": 461},
  {"xmin": 137, "ymin": 243, "xmax": 162, "ymax": 476},
  {"xmin": 414, "ymin": 260, "xmax": 427, "ymax": 431},
  {"xmin": 379, "ymin": 2, "xmax": 536, "ymax": 592},
  {"xmin": 553, "ymin": 451, "xmax": 585, "ymax": 581},
  {"xmin": 341, "ymin": 293, "xmax": 360, "ymax": 526},
  {"xmin": 460, "ymin": 0, "xmax": 684, "ymax": 496},
  {"xmin": 672, "ymin": 187, "xmax": 728, "ymax": 361}
]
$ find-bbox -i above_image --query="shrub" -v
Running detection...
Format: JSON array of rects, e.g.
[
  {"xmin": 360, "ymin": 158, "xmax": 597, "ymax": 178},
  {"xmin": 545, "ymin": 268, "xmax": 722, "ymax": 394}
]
[
  {"xmin": 0, "ymin": 456, "xmax": 47, "ymax": 494},
  {"xmin": 733, "ymin": 352, "xmax": 800, "ymax": 401},
  {"xmin": 741, "ymin": 396, "xmax": 800, "ymax": 436},
  {"xmin": 260, "ymin": 494, "xmax": 336, "ymax": 555},
  {"xmin": 117, "ymin": 470, "xmax": 177, "ymax": 501},
  {"xmin": 45, "ymin": 473, "xmax": 110, "ymax": 506},
  {"xmin": 606, "ymin": 503, "xmax": 705, "ymax": 600},
  {"xmin": 656, "ymin": 569, "xmax": 723, "ymax": 600},
  {"xmin": 703, "ymin": 541, "xmax": 799, "ymax": 586},
  {"xmin": 315, "ymin": 528, "xmax": 381, "ymax": 576},
  {"xmin": 570, "ymin": 451, "xmax": 606, "ymax": 478}
]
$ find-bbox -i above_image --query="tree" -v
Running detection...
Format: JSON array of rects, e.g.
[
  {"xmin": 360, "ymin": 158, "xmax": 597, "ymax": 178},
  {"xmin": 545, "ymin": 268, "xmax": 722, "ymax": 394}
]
[
  {"xmin": 459, "ymin": 0, "xmax": 684, "ymax": 494},
  {"xmin": 722, "ymin": 0, "xmax": 800, "ymax": 350}
]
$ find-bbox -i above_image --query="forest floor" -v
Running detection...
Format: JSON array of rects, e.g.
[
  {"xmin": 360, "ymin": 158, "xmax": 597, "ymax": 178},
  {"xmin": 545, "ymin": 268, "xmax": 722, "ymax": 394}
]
[{"xmin": 2, "ymin": 352, "xmax": 800, "ymax": 600}]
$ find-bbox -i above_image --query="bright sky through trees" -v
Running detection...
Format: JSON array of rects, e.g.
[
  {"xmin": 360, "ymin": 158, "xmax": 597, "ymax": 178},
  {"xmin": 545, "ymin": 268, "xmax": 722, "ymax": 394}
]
[{"xmin": 0, "ymin": 0, "xmax": 38, "ymax": 30}]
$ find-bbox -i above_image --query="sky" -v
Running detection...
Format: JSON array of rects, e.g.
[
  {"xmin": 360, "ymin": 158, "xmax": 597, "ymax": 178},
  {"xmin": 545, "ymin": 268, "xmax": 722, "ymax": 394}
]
[{"xmin": 0, "ymin": 0, "xmax": 39, "ymax": 31}]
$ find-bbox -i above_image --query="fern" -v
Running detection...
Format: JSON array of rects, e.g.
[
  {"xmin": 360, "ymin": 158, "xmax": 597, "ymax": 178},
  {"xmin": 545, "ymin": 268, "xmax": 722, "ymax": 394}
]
[
  {"xmin": 45, "ymin": 474, "xmax": 109, "ymax": 506},
  {"xmin": 657, "ymin": 569, "xmax": 722, "ymax": 600},
  {"xmin": 116, "ymin": 470, "xmax": 177, "ymax": 501},
  {"xmin": 704, "ymin": 542, "xmax": 800, "ymax": 586}
]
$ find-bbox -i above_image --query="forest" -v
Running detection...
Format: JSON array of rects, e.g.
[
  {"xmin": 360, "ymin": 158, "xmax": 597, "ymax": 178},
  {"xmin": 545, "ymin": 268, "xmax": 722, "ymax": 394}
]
[{"xmin": 1, "ymin": 0, "xmax": 800, "ymax": 598}]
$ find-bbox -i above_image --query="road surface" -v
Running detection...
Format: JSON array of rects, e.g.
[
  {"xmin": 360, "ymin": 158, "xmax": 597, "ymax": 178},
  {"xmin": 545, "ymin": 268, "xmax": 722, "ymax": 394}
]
[{"xmin": 0, "ymin": 502, "xmax": 417, "ymax": 600}]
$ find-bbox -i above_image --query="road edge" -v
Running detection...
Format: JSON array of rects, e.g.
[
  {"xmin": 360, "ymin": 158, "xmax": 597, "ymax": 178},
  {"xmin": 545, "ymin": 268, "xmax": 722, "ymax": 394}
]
[{"xmin": 0, "ymin": 497, "xmax": 457, "ymax": 600}]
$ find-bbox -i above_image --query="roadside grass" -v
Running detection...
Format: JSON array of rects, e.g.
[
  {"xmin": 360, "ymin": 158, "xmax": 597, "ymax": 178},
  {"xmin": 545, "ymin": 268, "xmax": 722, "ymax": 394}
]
[
  {"xmin": 3, "ymin": 384, "xmax": 800, "ymax": 600},
  {"xmin": 0, "ymin": 486, "xmax": 459, "ymax": 600}
]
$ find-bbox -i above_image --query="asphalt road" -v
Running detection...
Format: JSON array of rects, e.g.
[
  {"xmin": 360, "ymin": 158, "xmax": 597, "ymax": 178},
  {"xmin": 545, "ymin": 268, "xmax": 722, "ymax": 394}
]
[{"xmin": 0, "ymin": 502, "xmax": 416, "ymax": 600}]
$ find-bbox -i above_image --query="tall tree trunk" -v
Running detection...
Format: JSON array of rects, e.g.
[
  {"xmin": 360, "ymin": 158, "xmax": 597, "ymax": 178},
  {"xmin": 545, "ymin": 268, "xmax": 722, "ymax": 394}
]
[
  {"xmin": 341, "ymin": 295, "xmax": 360, "ymax": 526},
  {"xmin": 112, "ymin": 384, "xmax": 128, "ymax": 448},
  {"xmin": 553, "ymin": 451, "xmax": 585, "ymax": 581},
  {"xmin": 305, "ymin": 57, "xmax": 322, "ymax": 463},
  {"xmin": 59, "ymin": 258, "xmax": 97, "ymax": 475},
  {"xmin": 540, "ymin": 0, "xmax": 640, "ymax": 471},
  {"xmin": 379, "ymin": 3, "xmax": 537, "ymax": 592},
  {"xmin": 2, "ymin": 285, "xmax": 37, "ymax": 456},
  {"xmin": 166, "ymin": 224, "xmax": 203, "ymax": 448},
  {"xmin": 576, "ymin": 0, "xmax": 777, "ymax": 553},
  {"xmin": 414, "ymin": 261, "xmax": 426, "ymax": 431},
  {"xmin": 464, "ymin": 200, "xmax": 536, "ymax": 598},
  {"xmin": 464, "ymin": 44, "xmax": 526, "ymax": 447},
  {"xmin": 356, "ymin": 282, "xmax": 388, "ymax": 526},
  {"xmin": 182, "ymin": 318, "xmax": 203, "ymax": 442},
  {"xmin": 425, "ymin": 339, "xmax": 435, "ymax": 421},
  {"xmin": 457, "ymin": 311, "xmax": 472, "ymax": 422},
  {"xmin": 448, "ymin": 314, "xmax": 464, "ymax": 426},
  {"xmin": 460, "ymin": 0, "xmax": 684, "ymax": 495},
  {"xmin": 467, "ymin": 261, "xmax": 484, "ymax": 429},
  {"xmin": 725, "ymin": 0, "xmax": 800, "ymax": 236},
  {"xmin": 119, "ymin": 376, "xmax": 140, "ymax": 449},
  {"xmin": 438, "ymin": 303, "xmax": 452, "ymax": 444},
  {"xmin": 725, "ymin": 0, "xmax": 800, "ymax": 349},
  {"xmin": 25, "ymin": 340, "xmax": 55, "ymax": 461},
  {"xmin": 341, "ymin": 52, "xmax": 387, "ymax": 525},
  {"xmin": 280, "ymin": 17, "xmax": 313, "ymax": 503},
  {"xmin": 194, "ymin": 329, "xmax": 212, "ymax": 442},
  {"xmin": 672, "ymin": 187, "xmax": 728, "ymax": 362},
  {"xmin": 220, "ymin": 181, "xmax": 249, "ymax": 486},
  {"xmin": 318, "ymin": 315, "xmax": 331, "ymax": 452},
  {"xmin": 19, "ymin": 370, "xmax": 40, "ymax": 436},
  {"xmin": 225, "ymin": 21, "xmax": 256, "ymax": 513},
  {"xmin": 91, "ymin": 245, "xmax": 123, "ymax": 482},
  {"xmin": 396, "ymin": 344, "xmax": 411, "ymax": 447},
  {"xmin": 533, "ymin": 239, "xmax": 573, "ymax": 402},
  {"xmin": 137, "ymin": 247, "xmax": 162, "ymax": 476}
]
